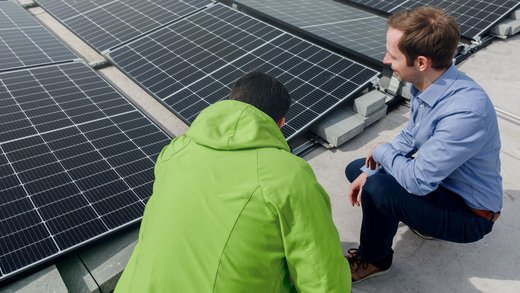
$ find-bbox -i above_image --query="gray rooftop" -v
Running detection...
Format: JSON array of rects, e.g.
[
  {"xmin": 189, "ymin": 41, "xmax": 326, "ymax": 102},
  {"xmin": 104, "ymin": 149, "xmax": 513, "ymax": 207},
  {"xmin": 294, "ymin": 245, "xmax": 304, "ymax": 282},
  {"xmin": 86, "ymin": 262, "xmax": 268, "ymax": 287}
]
[{"xmin": 2, "ymin": 2, "xmax": 520, "ymax": 293}]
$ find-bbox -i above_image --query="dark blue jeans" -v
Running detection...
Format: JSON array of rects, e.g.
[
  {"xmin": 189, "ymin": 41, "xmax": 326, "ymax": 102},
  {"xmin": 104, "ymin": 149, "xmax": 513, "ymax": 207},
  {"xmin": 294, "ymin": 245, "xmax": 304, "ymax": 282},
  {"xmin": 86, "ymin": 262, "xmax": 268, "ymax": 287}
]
[{"xmin": 345, "ymin": 158, "xmax": 494, "ymax": 268}]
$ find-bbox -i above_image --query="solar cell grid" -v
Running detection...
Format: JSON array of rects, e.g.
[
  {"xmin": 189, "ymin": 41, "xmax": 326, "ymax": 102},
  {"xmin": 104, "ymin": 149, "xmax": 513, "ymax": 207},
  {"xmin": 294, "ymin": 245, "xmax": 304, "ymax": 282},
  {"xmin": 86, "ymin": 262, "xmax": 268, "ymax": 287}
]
[
  {"xmin": 235, "ymin": 0, "xmax": 388, "ymax": 64},
  {"xmin": 36, "ymin": 0, "xmax": 212, "ymax": 52},
  {"xmin": 0, "ymin": 62, "xmax": 170, "ymax": 281},
  {"xmin": 0, "ymin": 2, "xmax": 77, "ymax": 72},
  {"xmin": 346, "ymin": 0, "xmax": 520, "ymax": 40},
  {"xmin": 110, "ymin": 4, "xmax": 379, "ymax": 140}
]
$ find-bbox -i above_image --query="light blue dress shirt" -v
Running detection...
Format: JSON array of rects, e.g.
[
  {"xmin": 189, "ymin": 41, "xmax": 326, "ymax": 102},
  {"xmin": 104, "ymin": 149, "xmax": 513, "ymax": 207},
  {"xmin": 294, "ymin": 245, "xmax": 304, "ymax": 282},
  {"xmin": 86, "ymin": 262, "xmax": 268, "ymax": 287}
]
[{"xmin": 370, "ymin": 64, "xmax": 502, "ymax": 212}]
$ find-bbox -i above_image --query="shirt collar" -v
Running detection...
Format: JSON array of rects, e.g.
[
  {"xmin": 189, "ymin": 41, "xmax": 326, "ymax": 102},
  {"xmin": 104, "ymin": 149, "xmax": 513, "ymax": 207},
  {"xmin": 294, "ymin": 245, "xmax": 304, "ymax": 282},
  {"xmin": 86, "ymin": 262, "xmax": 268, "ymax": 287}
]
[{"xmin": 410, "ymin": 63, "xmax": 458, "ymax": 107}]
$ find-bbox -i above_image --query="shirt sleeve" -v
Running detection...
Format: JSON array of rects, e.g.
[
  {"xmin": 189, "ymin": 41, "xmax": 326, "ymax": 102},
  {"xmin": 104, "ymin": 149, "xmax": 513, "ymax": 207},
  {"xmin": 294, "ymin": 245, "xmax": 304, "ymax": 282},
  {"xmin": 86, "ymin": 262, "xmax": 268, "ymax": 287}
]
[
  {"xmin": 360, "ymin": 116, "xmax": 414, "ymax": 177},
  {"xmin": 389, "ymin": 106, "xmax": 416, "ymax": 156},
  {"xmin": 266, "ymin": 165, "xmax": 351, "ymax": 292},
  {"xmin": 360, "ymin": 165, "xmax": 381, "ymax": 176},
  {"xmin": 373, "ymin": 110, "xmax": 487, "ymax": 195}
]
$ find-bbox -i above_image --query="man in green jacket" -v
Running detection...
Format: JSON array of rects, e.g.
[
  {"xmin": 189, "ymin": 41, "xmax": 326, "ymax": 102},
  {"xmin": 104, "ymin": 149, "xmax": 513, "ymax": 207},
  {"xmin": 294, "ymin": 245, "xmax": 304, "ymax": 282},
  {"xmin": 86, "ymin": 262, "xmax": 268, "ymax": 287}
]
[{"xmin": 115, "ymin": 72, "xmax": 351, "ymax": 292}]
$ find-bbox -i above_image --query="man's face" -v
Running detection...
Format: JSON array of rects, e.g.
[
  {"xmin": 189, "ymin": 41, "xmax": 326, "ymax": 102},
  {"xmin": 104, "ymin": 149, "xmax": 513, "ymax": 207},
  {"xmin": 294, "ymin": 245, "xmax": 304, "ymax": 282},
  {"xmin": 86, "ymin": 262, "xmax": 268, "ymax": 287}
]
[{"xmin": 383, "ymin": 27, "xmax": 417, "ymax": 83}]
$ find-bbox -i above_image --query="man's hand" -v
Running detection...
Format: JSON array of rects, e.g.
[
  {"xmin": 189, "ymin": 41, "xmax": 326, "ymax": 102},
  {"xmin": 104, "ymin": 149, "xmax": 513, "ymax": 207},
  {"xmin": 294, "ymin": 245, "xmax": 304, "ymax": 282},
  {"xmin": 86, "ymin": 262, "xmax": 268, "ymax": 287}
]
[
  {"xmin": 348, "ymin": 172, "xmax": 367, "ymax": 207},
  {"xmin": 365, "ymin": 149, "xmax": 377, "ymax": 170},
  {"xmin": 366, "ymin": 142, "xmax": 387, "ymax": 170}
]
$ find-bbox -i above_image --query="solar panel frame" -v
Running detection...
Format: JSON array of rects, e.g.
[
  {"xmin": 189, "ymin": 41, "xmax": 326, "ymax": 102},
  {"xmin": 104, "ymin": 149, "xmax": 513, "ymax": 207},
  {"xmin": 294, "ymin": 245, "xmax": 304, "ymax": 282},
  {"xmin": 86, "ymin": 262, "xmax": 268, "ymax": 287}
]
[
  {"xmin": 0, "ymin": 1, "xmax": 78, "ymax": 72},
  {"xmin": 109, "ymin": 3, "xmax": 380, "ymax": 142},
  {"xmin": 0, "ymin": 62, "xmax": 171, "ymax": 283},
  {"xmin": 234, "ymin": 0, "xmax": 388, "ymax": 67},
  {"xmin": 344, "ymin": 0, "xmax": 520, "ymax": 41},
  {"xmin": 35, "ymin": 0, "xmax": 213, "ymax": 53}
]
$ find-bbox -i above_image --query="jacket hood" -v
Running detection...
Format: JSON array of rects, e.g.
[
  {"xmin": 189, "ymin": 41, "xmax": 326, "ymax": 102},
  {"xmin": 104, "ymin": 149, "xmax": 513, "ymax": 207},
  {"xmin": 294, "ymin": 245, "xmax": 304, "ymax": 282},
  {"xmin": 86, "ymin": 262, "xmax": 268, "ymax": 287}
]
[{"xmin": 186, "ymin": 100, "xmax": 290, "ymax": 152}]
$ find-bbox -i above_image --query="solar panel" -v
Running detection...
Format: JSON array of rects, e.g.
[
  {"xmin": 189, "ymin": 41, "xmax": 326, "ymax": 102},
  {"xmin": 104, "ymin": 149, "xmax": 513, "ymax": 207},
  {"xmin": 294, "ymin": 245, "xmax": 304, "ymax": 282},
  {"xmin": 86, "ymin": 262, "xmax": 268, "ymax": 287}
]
[
  {"xmin": 234, "ymin": 0, "xmax": 388, "ymax": 66},
  {"xmin": 0, "ymin": 2, "xmax": 78, "ymax": 72},
  {"xmin": 345, "ymin": 0, "xmax": 520, "ymax": 40},
  {"xmin": 0, "ymin": 62, "xmax": 171, "ymax": 282},
  {"xmin": 109, "ymin": 4, "xmax": 379, "ymax": 141},
  {"xmin": 35, "ymin": 0, "xmax": 212, "ymax": 53}
]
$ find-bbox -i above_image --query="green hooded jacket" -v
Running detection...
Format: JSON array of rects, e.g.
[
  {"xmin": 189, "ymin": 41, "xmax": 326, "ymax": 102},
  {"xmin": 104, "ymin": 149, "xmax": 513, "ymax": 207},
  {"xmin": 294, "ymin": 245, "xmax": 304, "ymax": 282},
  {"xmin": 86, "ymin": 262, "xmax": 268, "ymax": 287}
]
[{"xmin": 115, "ymin": 100, "xmax": 351, "ymax": 292}]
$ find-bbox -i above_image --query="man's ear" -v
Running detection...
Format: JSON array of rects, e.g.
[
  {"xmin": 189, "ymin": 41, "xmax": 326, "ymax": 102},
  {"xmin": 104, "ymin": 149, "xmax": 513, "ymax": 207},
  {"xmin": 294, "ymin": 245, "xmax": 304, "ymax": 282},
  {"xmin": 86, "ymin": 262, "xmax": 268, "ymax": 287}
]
[
  {"xmin": 416, "ymin": 56, "xmax": 431, "ymax": 71},
  {"xmin": 276, "ymin": 117, "xmax": 286, "ymax": 128}
]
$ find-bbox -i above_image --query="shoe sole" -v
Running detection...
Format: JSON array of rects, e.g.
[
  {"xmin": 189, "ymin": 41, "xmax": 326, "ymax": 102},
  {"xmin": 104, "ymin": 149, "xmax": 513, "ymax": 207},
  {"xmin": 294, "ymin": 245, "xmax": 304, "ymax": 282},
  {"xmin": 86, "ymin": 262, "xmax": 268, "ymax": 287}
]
[
  {"xmin": 352, "ymin": 267, "xmax": 391, "ymax": 284},
  {"xmin": 411, "ymin": 229, "xmax": 435, "ymax": 240}
]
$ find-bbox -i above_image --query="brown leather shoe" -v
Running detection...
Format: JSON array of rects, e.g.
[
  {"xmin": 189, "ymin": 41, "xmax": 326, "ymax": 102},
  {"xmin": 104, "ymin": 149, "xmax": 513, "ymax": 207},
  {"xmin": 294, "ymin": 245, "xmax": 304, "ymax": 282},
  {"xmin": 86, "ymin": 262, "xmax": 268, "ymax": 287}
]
[{"xmin": 346, "ymin": 249, "xmax": 391, "ymax": 283}]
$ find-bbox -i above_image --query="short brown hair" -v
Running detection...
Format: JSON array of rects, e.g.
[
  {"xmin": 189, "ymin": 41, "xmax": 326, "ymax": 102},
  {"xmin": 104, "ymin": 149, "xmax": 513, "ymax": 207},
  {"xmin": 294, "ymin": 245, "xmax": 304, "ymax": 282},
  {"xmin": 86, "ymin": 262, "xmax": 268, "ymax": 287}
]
[
  {"xmin": 387, "ymin": 6, "xmax": 460, "ymax": 69},
  {"xmin": 229, "ymin": 71, "xmax": 291, "ymax": 122}
]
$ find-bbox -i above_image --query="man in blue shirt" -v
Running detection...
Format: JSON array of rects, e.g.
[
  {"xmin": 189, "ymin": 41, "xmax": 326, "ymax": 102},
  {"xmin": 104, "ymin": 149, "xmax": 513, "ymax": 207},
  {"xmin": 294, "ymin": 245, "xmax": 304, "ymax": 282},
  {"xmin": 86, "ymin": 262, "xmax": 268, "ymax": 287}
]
[{"xmin": 345, "ymin": 6, "xmax": 503, "ymax": 283}]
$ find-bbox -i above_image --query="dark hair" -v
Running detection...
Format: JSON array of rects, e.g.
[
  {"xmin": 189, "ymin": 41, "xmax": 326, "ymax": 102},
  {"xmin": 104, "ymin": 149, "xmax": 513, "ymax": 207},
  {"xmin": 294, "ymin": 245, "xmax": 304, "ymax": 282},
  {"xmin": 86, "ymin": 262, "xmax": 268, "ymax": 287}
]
[
  {"xmin": 228, "ymin": 71, "xmax": 291, "ymax": 122},
  {"xmin": 387, "ymin": 6, "xmax": 460, "ymax": 69}
]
